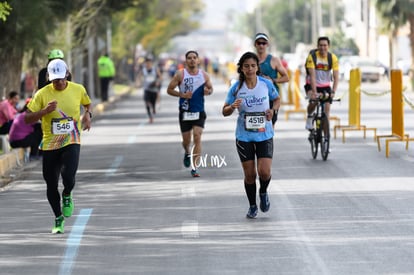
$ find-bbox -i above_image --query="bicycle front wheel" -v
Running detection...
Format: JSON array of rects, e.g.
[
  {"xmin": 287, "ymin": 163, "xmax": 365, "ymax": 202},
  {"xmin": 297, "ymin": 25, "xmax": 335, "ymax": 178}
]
[
  {"xmin": 309, "ymin": 130, "xmax": 318, "ymax": 159},
  {"xmin": 320, "ymin": 117, "xmax": 330, "ymax": 161}
]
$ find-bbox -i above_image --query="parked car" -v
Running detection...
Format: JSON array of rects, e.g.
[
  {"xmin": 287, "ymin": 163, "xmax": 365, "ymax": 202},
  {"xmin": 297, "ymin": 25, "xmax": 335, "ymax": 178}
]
[
  {"xmin": 397, "ymin": 59, "xmax": 411, "ymax": 75},
  {"xmin": 339, "ymin": 56, "xmax": 383, "ymax": 82},
  {"xmin": 357, "ymin": 58, "xmax": 383, "ymax": 82},
  {"xmin": 339, "ymin": 55, "xmax": 359, "ymax": 81}
]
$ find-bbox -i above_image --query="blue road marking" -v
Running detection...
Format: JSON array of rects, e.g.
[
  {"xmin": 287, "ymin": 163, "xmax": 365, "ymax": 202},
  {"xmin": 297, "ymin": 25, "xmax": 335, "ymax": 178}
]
[
  {"xmin": 105, "ymin": 155, "xmax": 123, "ymax": 176},
  {"xmin": 59, "ymin": 208, "xmax": 93, "ymax": 275}
]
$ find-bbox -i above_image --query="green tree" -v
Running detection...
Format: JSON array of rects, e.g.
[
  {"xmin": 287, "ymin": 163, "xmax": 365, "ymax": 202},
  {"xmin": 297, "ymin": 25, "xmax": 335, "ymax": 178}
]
[
  {"xmin": 0, "ymin": 0, "xmax": 204, "ymax": 93},
  {"xmin": 111, "ymin": 0, "xmax": 203, "ymax": 59},
  {"xmin": 245, "ymin": 0, "xmax": 345, "ymax": 53},
  {"xmin": 375, "ymin": 0, "xmax": 414, "ymax": 84},
  {"xmin": 0, "ymin": 1, "xmax": 11, "ymax": 21},
  {"xmin": 331, "ymin": 30, "xmax": 359, "ymax": 57},
  {"xmin": 0, "ymin": 0, "xmax": 74, "ymax": 95}
]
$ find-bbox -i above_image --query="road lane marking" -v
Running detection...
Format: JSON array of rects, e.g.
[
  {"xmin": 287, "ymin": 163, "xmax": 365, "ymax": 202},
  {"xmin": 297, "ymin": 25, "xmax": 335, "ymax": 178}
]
[
  {"xmin": 181, "ymin": 186, "xmax": 196, "ymax": 197},
  {"xmin": 128, "ymin": 135, "xmax": 137, "ymax": 144},
  {"xmin": 105, "ymin": 155, "xmax": 123, "ymax": 176},
  {"xmin": 181, "ymin": 220, "xmax": 199, "ymax": 238},
  {"xmin": 59, "ymin": 208, "xmax": 93, "ymax": 275},
  {"xmin": 274, "ymin": 187, "xmax": 330, "ymax": 274}
]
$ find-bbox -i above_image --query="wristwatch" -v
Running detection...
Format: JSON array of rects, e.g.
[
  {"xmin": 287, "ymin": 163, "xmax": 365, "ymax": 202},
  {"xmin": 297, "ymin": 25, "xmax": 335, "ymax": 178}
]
[{"xmin": 85, "ymin": 110, "xmax": 92, "ymax": 118}]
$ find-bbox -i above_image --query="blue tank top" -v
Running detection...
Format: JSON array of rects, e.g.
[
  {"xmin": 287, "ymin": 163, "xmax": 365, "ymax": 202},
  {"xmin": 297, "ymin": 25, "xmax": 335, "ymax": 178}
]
[
  {"xmin": 260, "ymin": 55, "xmax": 277, "ymax": 80},
  {"xmin": 178, "ymin": 69, "xmax": 206, "ymax": 112}
]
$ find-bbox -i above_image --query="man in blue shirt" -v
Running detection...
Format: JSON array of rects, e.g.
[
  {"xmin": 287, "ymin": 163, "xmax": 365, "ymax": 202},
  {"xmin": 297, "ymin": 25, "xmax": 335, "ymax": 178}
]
[{"xmin": 254, "ymin": 33, "xmax": 289, "ymax": 126}]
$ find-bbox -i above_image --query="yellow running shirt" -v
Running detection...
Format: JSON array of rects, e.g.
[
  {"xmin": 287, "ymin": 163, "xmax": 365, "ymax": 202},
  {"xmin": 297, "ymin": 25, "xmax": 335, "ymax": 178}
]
[
  {"xmin": 28, "ymin": 81, "xmax": 91, "ymax": 151},
  {"xmin": 305, "ymin": 51, "xmax": 339, "ymax": 87}
]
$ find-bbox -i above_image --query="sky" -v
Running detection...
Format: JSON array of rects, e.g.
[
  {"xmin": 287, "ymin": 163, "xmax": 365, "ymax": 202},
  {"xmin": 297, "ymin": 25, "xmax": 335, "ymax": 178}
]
[
  {"xmin": 169, "ymin": 0, "xmax": 254, "ymax": 61},
  {"xmin": 199, "ymin": 0, "xmax": 251, "ymax": 30}
]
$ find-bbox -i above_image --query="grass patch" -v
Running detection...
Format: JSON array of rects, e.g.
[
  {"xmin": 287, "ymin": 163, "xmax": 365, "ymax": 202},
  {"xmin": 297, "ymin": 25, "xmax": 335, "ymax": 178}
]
[{"xmin": 113, "ymin": 84, "xmax": 131, "ymax": 95}]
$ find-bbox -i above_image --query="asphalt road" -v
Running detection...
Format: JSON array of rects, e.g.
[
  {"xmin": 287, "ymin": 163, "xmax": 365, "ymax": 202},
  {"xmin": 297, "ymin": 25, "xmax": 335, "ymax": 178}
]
[{"xmin": 1, "ymin": 76, "xmax": 414, "ymax": 275}]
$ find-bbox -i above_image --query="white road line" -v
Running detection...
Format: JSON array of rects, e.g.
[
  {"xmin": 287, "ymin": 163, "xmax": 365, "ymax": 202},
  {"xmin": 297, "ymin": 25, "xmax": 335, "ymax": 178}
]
[
  {"xmin": 181, "ymin": 220, "xmax": 199, "ymax": 238},
  {"xmin": 274, "ymin": 186, "xmax": 331, "ymax": 275},
  {"xmin": 181, "ymin": 186, "xmax": 196, "ymax": 198},
  {"xmin": 59, "ymin": 208, "xmax": 93, "ymax": 275},
  {"xmin": 105, "ymin": 155, "xmax": 123, "ymax": 177}
]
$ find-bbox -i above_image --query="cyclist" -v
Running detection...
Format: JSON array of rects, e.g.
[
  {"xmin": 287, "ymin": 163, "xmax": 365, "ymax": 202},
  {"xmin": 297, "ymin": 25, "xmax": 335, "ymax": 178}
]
[{"xmin": 305, "ymin": 36, "xmax": 339, "ymax": 133}]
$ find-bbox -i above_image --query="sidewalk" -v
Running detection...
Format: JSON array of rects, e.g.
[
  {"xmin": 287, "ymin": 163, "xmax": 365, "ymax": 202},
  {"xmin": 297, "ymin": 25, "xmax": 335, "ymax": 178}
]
[{"xmin": 0, "ymin": 85, "xmax": 133, "ymax": 189}]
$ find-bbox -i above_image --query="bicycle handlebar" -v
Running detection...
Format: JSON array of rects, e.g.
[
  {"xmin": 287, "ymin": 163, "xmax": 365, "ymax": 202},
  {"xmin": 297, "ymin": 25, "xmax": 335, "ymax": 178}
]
[{"xmin": 309, "ymin": 97, "xmax": 340, "ymax": 104}]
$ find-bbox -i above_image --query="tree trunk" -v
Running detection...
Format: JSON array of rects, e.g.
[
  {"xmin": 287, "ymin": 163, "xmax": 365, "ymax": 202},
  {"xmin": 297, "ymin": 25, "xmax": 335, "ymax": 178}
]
[
  {"xmin": 0, "ymin": 45, "xmax": 24, "ymax": 99},
  {"xmin": 388, "ymin": 34, "xmax": 393, "ymax": 71},
  {"xmin": 409, "ymin": 14, "xmax": 414, "ymax": 89}
]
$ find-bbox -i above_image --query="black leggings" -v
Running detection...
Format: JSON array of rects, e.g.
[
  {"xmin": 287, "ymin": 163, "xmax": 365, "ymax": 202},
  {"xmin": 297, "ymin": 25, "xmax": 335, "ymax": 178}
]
[
  {"xmin": 43, "ymin": 144, "xmax": 80, "ymax": 217},
  {"xmin": 144, "ymin": 91, "xmax": 158, "ymax": 118}
]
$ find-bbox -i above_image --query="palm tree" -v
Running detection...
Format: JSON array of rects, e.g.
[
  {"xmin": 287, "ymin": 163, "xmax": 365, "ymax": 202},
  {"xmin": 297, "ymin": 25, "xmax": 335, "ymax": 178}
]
[{"xmin": 375, "ymin": 0, "xmax": 414, "ymax": 85}]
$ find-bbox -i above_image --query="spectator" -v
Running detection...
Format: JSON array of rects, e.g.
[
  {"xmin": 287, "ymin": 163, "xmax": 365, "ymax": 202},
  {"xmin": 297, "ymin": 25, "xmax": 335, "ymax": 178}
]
[
  {"xmin": 9, "ymin": 99, "xmax": 42, "ymax": 160},
  {"xmin": 97, "ymin": 53, "xmax": 116, "ymax": 102},
  {"xmin": 0, "ymin": 91, "xmax": 20, "ymax": 135}
]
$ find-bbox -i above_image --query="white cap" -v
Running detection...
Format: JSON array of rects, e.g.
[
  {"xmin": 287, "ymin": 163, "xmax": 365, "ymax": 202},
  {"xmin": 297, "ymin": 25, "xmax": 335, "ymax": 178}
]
[
  {"xmin": 47, "ymin": 59, "xmax": 67, "ymax": 81},
  {"xmin": 254, "ymin": 33, "xmax": 269, "ymax": 41}
]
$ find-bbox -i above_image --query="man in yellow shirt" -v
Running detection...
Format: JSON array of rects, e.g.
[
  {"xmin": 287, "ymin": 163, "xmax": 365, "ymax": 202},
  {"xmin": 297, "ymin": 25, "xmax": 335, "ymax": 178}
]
[
  {"xmin": 305, "ymin": 36, "xmax": 339, "ymax": 130},
  {"xmin": 25, "ymin": 59, "xmax": 92, "ymax": 234}
]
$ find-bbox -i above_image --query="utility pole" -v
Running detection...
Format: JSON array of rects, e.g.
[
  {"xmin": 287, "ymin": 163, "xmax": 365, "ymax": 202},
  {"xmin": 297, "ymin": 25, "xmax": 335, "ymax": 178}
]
[
  {"xmin": 289, "ymin": 0, "xmax": 296, "ymax": 52},
  {"xmin": 316, "ymin": 0, "xmax": 322, "ymax": 36},
  {"xmin": 311, "ymin": 0, "xmax": 317, "ymax": 43},
  {"xmin": 330, "ymin": 0, "xmax": 336, "ymax": 30},
  {"xmin": 255, "ymin": 4, "xmax": 263, "ymax": 33}
]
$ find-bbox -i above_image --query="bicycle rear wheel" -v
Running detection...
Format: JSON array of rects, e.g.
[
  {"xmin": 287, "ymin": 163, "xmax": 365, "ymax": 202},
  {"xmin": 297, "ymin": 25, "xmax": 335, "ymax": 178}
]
[{"xmin": 320, "ymin": 117, "xmax": 330, "ymax": 161}]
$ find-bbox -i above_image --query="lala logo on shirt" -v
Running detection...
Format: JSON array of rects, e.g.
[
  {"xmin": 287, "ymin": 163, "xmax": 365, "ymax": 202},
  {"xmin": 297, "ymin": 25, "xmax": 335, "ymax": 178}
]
[{"xmin": 244, "ymin": 95, "xmax": 267, "ymax": 107}]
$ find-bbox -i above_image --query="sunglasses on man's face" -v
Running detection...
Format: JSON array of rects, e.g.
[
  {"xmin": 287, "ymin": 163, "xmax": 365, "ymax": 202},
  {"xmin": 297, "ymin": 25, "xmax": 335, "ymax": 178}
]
[{"xmin": 256, "ymin": 41, "xmax": 268, "ymax": 46}]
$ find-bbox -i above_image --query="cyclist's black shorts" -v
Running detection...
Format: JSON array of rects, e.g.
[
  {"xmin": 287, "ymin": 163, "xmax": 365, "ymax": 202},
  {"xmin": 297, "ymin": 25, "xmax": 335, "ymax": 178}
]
[
  {"xmin": 236, "ymin": 138, "xmax": 273, "ymax": 162},
  {"xmin": 316, "ymin": 86, "xmax": 333, "ymax": 104}
]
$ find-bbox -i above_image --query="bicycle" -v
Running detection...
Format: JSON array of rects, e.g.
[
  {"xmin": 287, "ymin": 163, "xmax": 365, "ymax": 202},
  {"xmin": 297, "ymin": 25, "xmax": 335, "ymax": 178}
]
[{"xmin": 308, "ymin": 91, "xmax": 340, "ymax": 161}]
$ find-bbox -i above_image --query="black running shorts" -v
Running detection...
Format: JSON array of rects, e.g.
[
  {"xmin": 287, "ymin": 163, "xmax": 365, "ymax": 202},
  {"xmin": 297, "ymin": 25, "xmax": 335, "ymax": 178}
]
[
  {"xmin": 179, "ymin": 111, "xmax": 207, "ymax": 133},
  {"xmin": 236, "ymin": 138, "xmax": 273, "ymax": 162}
]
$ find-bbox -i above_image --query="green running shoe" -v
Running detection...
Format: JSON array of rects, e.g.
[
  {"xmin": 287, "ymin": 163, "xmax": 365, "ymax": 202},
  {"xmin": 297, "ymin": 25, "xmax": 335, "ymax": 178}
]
[
  {"xmin": 52, "ymin": 215, "xmax": 65, "ymax": 234},
  {"xmin": 62, "ymin": 193, "xmax": 74, "ymax": 218}
]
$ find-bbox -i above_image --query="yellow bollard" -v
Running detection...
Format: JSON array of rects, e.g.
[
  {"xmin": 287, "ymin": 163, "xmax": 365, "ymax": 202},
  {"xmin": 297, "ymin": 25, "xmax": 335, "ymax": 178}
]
[
  {"xmin": 333, "ymin": 68, "xmax": 376, "ymax": 142},
  {"xmin": 348, "ymin": 68, "xmax": 361, "ymax": 127},
  {"xmin": 287, "ymin": 70, "xmax": 293, "ymax": 105},
  {"xmin": 376, "ymin": 69, "xmax": 414, "ymax": 157},
  {"xmin": 391, "ymin": 70, "xmax": 404, "ymax": 137},
  {"xmin": 284, "ymin": 69, "xmax": 306, "ymax": 120},
  {"xmin": 294, "ymin": 69, "xmax": 301, "ymax": 110}
]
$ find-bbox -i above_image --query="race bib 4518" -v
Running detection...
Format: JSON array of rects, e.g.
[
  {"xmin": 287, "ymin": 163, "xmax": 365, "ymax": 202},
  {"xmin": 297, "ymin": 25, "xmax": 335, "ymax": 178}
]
[{"xmin": 244, "ymin": 112, "xmax": 266, "ymax": 132}]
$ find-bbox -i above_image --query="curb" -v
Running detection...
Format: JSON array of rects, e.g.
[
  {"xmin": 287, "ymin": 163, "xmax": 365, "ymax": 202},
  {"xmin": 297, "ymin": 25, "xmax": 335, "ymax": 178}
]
[{"xmin": 0, "ymin": 86, "xmax": 133, "ymax": 189}]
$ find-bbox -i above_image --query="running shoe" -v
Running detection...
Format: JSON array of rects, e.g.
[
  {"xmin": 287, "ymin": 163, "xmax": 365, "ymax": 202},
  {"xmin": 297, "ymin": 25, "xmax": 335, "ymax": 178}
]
[
  {"xmin": 246, "ymin": 205, "xmax": 258, "ymax": 219},
  {"xmin": 183, "ymin": 153, "xmax": 191, "ymax": 168},
  {"xmin": 191, "ymin": 169, "xmax": 200, "ymax": 177},
  {"xmin": 62, "ymin": 193, "xmax": 74, "ymax": 218},
  {"xmin": 52, "ymin": 215, "xmax": 65, "ymax": 234},
  {"xmin": 259, "ymin": 193, "xmax": 270, "ymax": 212}
]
